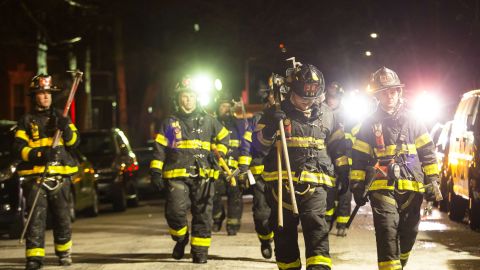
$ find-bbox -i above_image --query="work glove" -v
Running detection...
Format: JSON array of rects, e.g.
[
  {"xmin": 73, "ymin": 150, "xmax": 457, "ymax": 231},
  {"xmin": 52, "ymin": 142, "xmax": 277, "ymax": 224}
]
[
  {"xmin": 424, "ymin": 176, "xmax": 440, "ymax": 202},
  {"xmin": 39, "ymin": 147, "xmax": 60, "ymax": 163},
  {"xmin": 57, "ymin": 116, "xmax": 70, "ymax": 131},
  {"xmin": 151, "ymin": 172, "xmax": 165, "ymax": 191},
  {"xmin": 273, "ymin": 110, "xmax": 287, "ymax": 122},
  {"xmin": 262, "ymin": 110, "xmax": 287, "ymax": 139},
  {"xmin": 336, "ymin": 168, "xmax": 350, "ymax": 196},
  {"xmin": 353, "ymin": 191, "xmax": 368, "ymax": 207},
  {"xmin": 238, "ymin": 164, "xmax": 249, "ymax": 174}
]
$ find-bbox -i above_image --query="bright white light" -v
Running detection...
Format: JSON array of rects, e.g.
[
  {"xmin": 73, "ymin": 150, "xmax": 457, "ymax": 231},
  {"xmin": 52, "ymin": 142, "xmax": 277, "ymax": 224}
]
[
  {"xmin": 343, "ymin": 90, "xmax": 374, "ymax": 123},
  {"xmin": 370, "ymin": 33, "xmax": 378, "ymax": 39},
  {"xmin": 198, "ymin": 95, "xmax": 211, "ymax": 106},
  {"xmin": 214, "ymin": 79, "xmax": 222, "ymax": 91},
  {"xmin": 365, "ymin": 51, "xmax": 372, "ymax": 56},
  {"xmin": 192, "ymin": 75, "xmax": 213, "ymax": 94},
  {"xmin": 411, "ymin": 91, "xmax": 442, "ymax": 123}
]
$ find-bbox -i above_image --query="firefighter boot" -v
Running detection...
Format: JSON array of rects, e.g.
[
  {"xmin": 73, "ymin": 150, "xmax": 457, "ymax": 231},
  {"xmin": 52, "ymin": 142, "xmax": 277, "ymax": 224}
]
[
  {"xmin": 59, "ymin": 255, "xmax": 72, "ymax": 266},
  {"xmin": 172, "ymin": 234, "xmax": 189, "ymax": 260},
  {"xmin": 192, "ymin": 252, "xmax": 208, "ymax": 264},
  {"xmin": 25, "ymin": 260, "xmax": 43, "ymax": 270},
  {"xmin": 212, "ymin": 221, "xmax": 223, "ymax": 233},
  {"xmin": 260, "ymin": 240, "xmax": 272, "ymax": 259},
  {"xmin": 336, "ymin": 228, "xmax": 347, "ymax": 237}
]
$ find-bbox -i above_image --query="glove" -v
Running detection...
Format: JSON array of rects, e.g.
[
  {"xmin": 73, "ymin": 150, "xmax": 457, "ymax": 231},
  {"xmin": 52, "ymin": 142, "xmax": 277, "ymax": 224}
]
[
  {"xmin": 353, "ymin": 191, "xmax": 368, "ymax": 206},
  {"xmin": 238, "ymin": 164, "xmax": 249, "ymax": 174},
  {"xmin": 424, "ymin": 178, "xmax": 439, "ymax": 202},
  {"xmin": 262, "ymin": 110, "xmax": 287, "ymax": 138},
  {"xmin": 57, "ymin": 116, "xmax": 69, "ymax": 131},
  {"xmin": 336, "ymin": 168, "xmax": 350, "ymax": 196},
  {"xmin": 151, "ymin": 173, "xmax": 165, "ymax": 191},
  {"xmin": 41, "ymin": 147, "xmax": 60, "ymax": 162},
  {"xmin": 273, "ymin": 110, "xmax": 287, "ymax": 122}
]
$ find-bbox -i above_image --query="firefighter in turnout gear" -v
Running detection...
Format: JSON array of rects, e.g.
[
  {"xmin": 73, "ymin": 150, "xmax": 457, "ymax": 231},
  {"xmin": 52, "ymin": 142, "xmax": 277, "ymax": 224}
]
[
  {"xmin": 150, "ymin": 76, "xmax": 229, "ymax": 264},
  {"xmin": 240, "ymin": 90, "xmax": 277, "ymax": 259},
  {"xmin": 212, "ymin": 95, "xmax": 246, "ymax": 235},
  {"xmin": 252, "ymin": 64, "xmax": 349, "ymax": 270},
  {"xmin": 13, "ymin": 75, "xmax": 80, "ymax": 270},
  {"xmin": 324, "ymin": 82, "xmax": 352, "ymax": 237},
  {"xmin": 350, "ymin": 67, "xmax": 440, "ymax": 270}
]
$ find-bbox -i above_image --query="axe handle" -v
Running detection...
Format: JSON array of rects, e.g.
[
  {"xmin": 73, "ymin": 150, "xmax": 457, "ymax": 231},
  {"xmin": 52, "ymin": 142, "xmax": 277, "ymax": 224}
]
[{"xmin": 277, "ymin": 140, "xmax": 283, "ymax": 228}]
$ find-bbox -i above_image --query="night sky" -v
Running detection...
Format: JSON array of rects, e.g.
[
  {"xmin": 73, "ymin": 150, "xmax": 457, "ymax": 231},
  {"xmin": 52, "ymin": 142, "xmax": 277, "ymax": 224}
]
[{"xmin": 2, "ymin": 0, "xmax": 480, "ymax": 139}]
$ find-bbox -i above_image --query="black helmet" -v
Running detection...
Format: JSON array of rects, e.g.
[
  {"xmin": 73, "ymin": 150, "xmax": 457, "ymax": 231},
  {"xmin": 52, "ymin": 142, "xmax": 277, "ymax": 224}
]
[
  {"xmin": 287, "ymin": 64, "xmax": 324, "ymax": 99},
  {"xmin": 29, "ymin": 74, "xmax": 62, "ymax": 96},
  {"xmin": 326, "ymin": 81, "xmax": 344, "ymax": 100},
  {"xmin": 368, "ymin": 67, "xmax": 404, "ymax": 94},
  {"xmin": 174, "ymin": 75, "xmax": 195, "ymax": 94}
]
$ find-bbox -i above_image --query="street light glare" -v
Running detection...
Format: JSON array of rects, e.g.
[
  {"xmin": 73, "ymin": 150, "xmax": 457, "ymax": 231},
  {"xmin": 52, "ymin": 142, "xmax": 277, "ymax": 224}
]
[
  {"xmin": 370, "ymin": 32, "xmax": 378, "ymax": 39},
  {"xmin": 215, "ymin": 79, "xmax": 222, "ymax": 91},
  {"xmin": 365, "ymin": 51, "xmax": 372, "ymax": 56},
  {"xmin": 192, "ymin": 75, "xmax": 213, "ymax": 94}
]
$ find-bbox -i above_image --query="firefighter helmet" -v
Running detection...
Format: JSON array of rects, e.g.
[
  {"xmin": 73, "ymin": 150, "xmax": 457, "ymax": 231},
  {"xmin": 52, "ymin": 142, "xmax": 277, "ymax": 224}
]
[
  {"xmin": 175, "ymin": 75, "xmax": 195, "ymax": 94},
  {"xmin": 325, "ymin": 81, "xmax": 344, "ymax": 100},
  {"xmin": 287, "ymin": 64, "xmax": 325, "ymax": 99},
  {"xmin": 29, "ymin": 74, "xmax": 62, "ymax": 95},
  {"xmin": 368, "ymin": 67, "xmax": 404, "ymax": 94}
]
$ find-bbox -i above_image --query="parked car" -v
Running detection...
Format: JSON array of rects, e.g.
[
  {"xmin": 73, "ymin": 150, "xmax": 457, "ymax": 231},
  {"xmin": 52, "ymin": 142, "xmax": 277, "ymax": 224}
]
[
  {"xmin": 430, "ymin": 121, "xmax": 453, "ymax": 212},
  {"xmin": 444, "ymin": 90, "xmax": 480, "ymax": 230},
  {"xmin": 79, "ymin": 128, "xmax": 139, "ymax": 211},
  {"xmin": 0, "ymin": 120, "xmax": 99, "ymax": 238},
  {"xmin": 133, "ymin": 141, "xmax": 165, "ymax": 199}
]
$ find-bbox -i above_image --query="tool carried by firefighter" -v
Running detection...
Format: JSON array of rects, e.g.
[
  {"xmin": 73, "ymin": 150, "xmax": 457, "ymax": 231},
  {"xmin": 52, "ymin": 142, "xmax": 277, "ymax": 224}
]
[
  {"xmin": 20, "ymin": 70, "xmax": 83, "ymax": 244},
  {"xmin": 212, "ymin": 144, "xmax": 237, "ymax": 186},
  {"xmin": 271, "ymin": 73, "xmax": 299, "ymax": 221}
]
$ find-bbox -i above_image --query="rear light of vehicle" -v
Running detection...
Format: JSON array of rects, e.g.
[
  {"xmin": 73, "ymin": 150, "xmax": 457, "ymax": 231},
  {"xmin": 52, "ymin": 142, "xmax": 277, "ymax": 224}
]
[{"xmin": 125, "ymin": 164, "xmax": 139, "ymax": 173}]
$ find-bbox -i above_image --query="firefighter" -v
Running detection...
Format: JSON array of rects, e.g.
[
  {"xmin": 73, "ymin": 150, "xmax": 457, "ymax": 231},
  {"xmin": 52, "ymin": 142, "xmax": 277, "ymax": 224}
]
[
  {"xmin": 238, "ymin": 90, "xmax": 277, "ymax": 258},
  {"xmin": 324, "ymin": 82, "xmax": 352, "ymax": 237},
  {"xmin": 150, "ymin": 76, "xmax": 229, "ymax": 264},
  {"xmin": 13, "ymin": 75, "xmax": 80, "ymax": 270},
  {"xmin": 252, "ymin": 64, "xmax": 349, "ymax": 270},
  {"xmin": 212, "ymin": 95, "xmax": 246, "ymax": 236},
  {"xmin": 350, "ymin": 67, "xmax": 439, "ymax": 269}
]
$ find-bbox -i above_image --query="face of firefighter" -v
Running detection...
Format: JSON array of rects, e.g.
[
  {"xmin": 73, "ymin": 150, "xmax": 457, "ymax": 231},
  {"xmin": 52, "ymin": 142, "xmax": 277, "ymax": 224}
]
[
  {"xmin": 290, "ymin": 92, "xmax": 315, "ymax": 111},
  {"xmin": 35, "ymin": 91, "xmax": 52, "ymax": 110},
  {"xmin": 326, "ymin": 96, "xmax": 341, "ymax": 110},
  {"xmin": 218, "ymin": 102, "xmax": 232, "ymax": 118},
  {"xmin": 376, "ymin": 87, "xmax": 401, "ymax": 114},
  {"xmin": 178, "ymin": 91, "xmax": 197, "ymax": 113}
]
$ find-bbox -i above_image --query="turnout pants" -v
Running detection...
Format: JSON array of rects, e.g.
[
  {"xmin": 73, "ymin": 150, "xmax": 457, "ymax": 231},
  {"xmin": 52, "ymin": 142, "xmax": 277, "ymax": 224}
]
[
  {"xmin": 212, "ymin": 175, "xmax": 243, "ymax": 232},
  {"xmin": 25, "ymin": 177, "xmax": 72, "ymax": 263},
  {"xmin": 369, "ymin": 190, "xmax": 423, "ymax": 270},
  {"xmin": 166, "ymin": 177, "xmax": 215, "ymax": 256},
  {"xmin": 252, "ymin": 177, "xmax": 273, "ymax": 243},
  {"xmin": 266, "ymin": 183, "xmax": 331, "ymax": 270}
]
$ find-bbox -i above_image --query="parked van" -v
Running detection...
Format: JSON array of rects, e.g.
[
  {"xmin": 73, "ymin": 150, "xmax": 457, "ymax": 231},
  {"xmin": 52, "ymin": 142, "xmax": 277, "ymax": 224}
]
[{"xmin": 445, "ymin": 90, "xmax": 480, "ymax": 230}]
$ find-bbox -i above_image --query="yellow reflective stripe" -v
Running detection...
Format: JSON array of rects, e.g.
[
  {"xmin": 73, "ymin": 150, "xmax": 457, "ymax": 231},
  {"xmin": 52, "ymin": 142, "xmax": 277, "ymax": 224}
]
[
  {"xmin": 216, "ymin": 144, "xmax": 228, "ymax": 155},
  {"xmin": 415, "ymin": 133, "xmax": 432, "ymax": 149},
  {"xmin": 277, "ymin": 258, "xmax": 301, "ymax": 270},
  {"xmin": 68, "ymin": 124, "xmax": 77, "ymax": 131},
  {"xmin": 229, "ymin": 139, "xmax": 240, "ymax": 147},
  {"xmin": 18, "ymin": 165, "xmax": 78, "ymax": 176},
  {"xmin": 150, "ymin": 160, "xmax": 164, "ymax": 170},
  {"xmin": 191, "ymin": 237, "xmax": 211, "ymax": 247},
  {"xmin": 285, "ymin": 137, "xmax": 325, "ymax": 149},
  {"xmin": 15, "ymin": 130, "xmax": 29, "ymax": 141},
  {"xmin": 306, "ymin": 255, "xmax": 332, "ymax": 268},
  {"xmin": 65, "ymin": 131, "xmax": 77, "ymax": 146},
  {"xmin": 353, "ymin": 139, "xmax": 372, "ymax": 156},
  {"xmin": 176, "ymin": 140, "xmax": 211, "ymax": 150},
  {"xmin": 257, "ymin": 231, "xmax": 274, "ymax": 240},
  {"xmin": 325, "ymin": 208, "xmax": 335, "ymax": 216},
  {"xmin": 21, "ymin": 147, "xmax": 32, "ymax": 161},
  {"xmin": 155, "ymin": 134, "xmax": 168, "ymax": 146},
  {"xmin": 210, "ymin": 169, "xmax": 220, "ymax": 180},
  {"xmin": 336, "ymin": 155, "xmax": 349, "ymax": 167},
  {"xmin": 243, "ymin": 131, "xmax": 252, "ymax": 142},
  {"xmin": 216, "ymin": 127, "xmax": 229, "ymax": 141},
  {"xmin": 254, "ymin": 124, "xmax": 265, "ymax": 132},
  {"xmin": 397, "ymin": 179, "xmax": 425, "ymax": 192},
  {"xmin": 336, "ymin": 216, "xmax": 350, "ymax": 224},
  {"xmin": 328, "ymin": 129, "xmax": 345, "ymax": 144},
  {"xmin": 378, "ymin": 259, "xmax": 402, "ymax": 270},
  {"xmin": 368, "ymin": 180, "xmax": 395, "ymax": 191},
  {"xmin": 227, "ymin": 159, "xmax": 239, "ymax": 168},
  {"xmin": 423, "ymin": 163, "xmax": 439, "ymax": 176},
  {"xmin": 351, "ymin": 123, "xmax": 362, "ymax": 136},
  {"xmin": 263, "ymin": 171, "xmax": 334, "ymax": 186},
  {"xmin": 375, "ymin": 144, "xmax": 417, "ymax": 157},
  {"xmin": 169, "ymin": 226, "xmax": 187, "ymax": 237},
  {"xmin": 162, "ymin": 168, "xmax": 188, "ymax": 178},
  {"xmin": 27, "ymin": 138, "xmax": 64, "ymax": 148},
  {"xmin": 26, "ymin": 248, "xmax": 45, "ymax": 257},
  {"xmin": 238, "ymin": 156, "xmax": 252, "ymax": 165},
  {"xmin": 55, "ymin": 240, "xmax": 72, "ymax": 252},
  {"xmin": 400, "ymin": 251, "xmax": 411, "ymax": 260},
  {"xmin": 250, "ymin": 165, "xmax": 264, "ymax": 175},
  {"xmin": 350, "ymin": 170, "xmax": 366, "ymax": 181}
]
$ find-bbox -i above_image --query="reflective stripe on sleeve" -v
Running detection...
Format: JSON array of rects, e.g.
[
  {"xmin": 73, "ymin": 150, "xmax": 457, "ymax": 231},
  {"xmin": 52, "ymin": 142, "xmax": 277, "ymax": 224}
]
[
  {"xmin": 150, "ymin": 160, "xmax": 164, "ymax": 170},
  {"xmin": 415, "ymin": 133, "xmax": 432, "ymax": 149},
  {"xmin": 155, "ymin": 134, "xmax": 168, "ymax": 146}
]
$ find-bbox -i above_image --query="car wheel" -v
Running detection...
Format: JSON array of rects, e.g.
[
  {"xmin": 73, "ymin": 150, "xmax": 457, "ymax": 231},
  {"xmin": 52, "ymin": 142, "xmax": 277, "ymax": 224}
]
[
  {"xmin": 85, "ymin": 189, "xmax": 99, "ymax": 217},
  {"xmin": 112, "ymin": 184, "xmax": 127, "ymax": 212},
  {"xmin": 126, "ymin": 181, "xmax": 139, "ymax": 208},
  {"xmin": 448, "ymin": 180, "xmax": 467, "ymax": 222},
  {"xmin": 9, "ymin": 198, "xmax": 26, "ymax": 239}
]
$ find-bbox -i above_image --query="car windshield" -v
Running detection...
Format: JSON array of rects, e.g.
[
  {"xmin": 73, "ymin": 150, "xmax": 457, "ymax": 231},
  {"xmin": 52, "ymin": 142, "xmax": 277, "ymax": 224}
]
[{"xmin": 79, "ymin": 132, "xmax": 115, "ymax": 157}]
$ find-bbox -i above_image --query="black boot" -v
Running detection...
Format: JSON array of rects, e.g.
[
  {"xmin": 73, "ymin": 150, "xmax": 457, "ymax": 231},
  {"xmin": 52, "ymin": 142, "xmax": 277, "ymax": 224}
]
[
  {"xmin": 59, "ymin": 255, "xmax": 72, "ymax": 266},
  {"xmin": 25, "ymin": 260, "xmax": 43, "ymax": 270},
  {"xmin": 260, "ymin": 240, "xmax": 272, "ymax": 259},
  {"xmin": 212, "ymin": 221, "xmax": 222, "ymax": 232},
  {"xmin": 227, "ymin": 228, "xmax": 237, "ymax": 236},
  {"xmin": 172, "ymin": 234, "xmax": 189, "ymax": 260},
  {"xmin": 192, "ymin": 252, "xmax": 208, "ymax": 264},
  {"xmin": 336, "ymin": 227, "xmax": 347, "ymax": 237}
]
